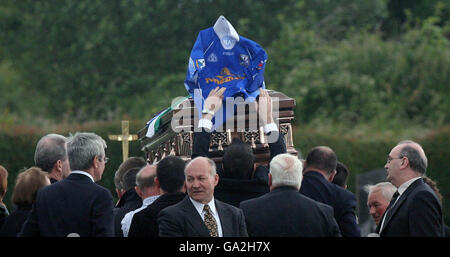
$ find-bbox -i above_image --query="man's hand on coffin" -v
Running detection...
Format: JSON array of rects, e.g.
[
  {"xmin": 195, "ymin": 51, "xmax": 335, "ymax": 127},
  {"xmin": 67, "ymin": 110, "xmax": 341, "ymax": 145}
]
[
  {"xmin": 257, "ymin": 88, "xmax": 274, "ymax": 125},
  {"xmin": 203, "ymin": 87, "xmax": 226, "ymax": 120}
]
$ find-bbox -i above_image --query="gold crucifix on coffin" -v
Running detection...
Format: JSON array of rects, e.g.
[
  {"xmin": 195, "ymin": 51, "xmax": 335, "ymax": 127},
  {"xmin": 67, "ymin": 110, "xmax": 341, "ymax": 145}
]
[{"xmin": 108, "ymin": 120, "xmax": 138, "ymax": 162}]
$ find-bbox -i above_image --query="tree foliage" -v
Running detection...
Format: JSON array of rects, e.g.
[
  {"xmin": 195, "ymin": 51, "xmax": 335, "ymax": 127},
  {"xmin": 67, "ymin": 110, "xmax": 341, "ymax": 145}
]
[
  {"xmin": 0, "ymin": 0, "xmax": 449, "ymax": 127},
  {"xmin": 268, "ymin": 22, "xmax": 450, "ymax": 126}
]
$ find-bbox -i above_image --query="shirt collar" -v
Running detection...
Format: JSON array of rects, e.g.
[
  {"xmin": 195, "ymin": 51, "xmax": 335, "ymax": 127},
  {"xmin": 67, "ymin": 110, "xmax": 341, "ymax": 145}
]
[
  {"xmin": 70, "ymin": 171, "xmax": 95, "ymax": 182},
  {"xmin": 397, "ymin": 177, "xmax": 421, "ymax": 195},
  {"xmin": 189, "ymin": 197, "xmax": 217, "ymax": 216},
  {"xmin": 143, "ymin": 195, "xmax": 160, "ymax": 206}
]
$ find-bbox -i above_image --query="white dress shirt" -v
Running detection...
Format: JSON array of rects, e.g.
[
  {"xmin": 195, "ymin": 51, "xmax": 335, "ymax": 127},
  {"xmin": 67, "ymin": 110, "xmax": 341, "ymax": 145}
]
[
  {"xmin": 396, "ymin": 177, "xmax": 421, "ymax": 198},
  {"xmin": 121, "ymin": 195, "xmax": 160, "ymax": 237},
  {"xmin": 189, "ymin": 197, "xmax": 223, "ymax": 237}
]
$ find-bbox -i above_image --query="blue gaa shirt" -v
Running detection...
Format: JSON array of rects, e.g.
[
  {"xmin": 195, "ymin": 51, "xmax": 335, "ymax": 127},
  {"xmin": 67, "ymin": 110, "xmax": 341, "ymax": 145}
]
[{"xmin": 184, "ymin": 16, "xmax": 267, "ymax": 128}]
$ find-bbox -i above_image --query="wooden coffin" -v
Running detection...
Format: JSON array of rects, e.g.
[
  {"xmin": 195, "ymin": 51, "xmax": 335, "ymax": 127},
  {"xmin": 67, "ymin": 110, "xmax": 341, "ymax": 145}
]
[{"xmin": 137, "ymin": 90, "xmax": 297, "ymax": 167}]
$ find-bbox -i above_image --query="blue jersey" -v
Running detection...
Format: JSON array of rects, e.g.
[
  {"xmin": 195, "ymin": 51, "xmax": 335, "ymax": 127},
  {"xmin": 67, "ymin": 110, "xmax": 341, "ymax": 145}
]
[
  {"xmin": 184, "ymin": 21, "xmax": 267, "ymax": 128},
  {"xmin": 184, "ymin": 27, "xmax": 267, "ymax": 100}
]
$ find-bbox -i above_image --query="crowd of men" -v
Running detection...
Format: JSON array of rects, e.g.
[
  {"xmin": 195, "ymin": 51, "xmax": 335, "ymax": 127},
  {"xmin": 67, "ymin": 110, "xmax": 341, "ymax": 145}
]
[{"xmin": 0, "ymin": 88, "xmax": 447, "ymax": 237}]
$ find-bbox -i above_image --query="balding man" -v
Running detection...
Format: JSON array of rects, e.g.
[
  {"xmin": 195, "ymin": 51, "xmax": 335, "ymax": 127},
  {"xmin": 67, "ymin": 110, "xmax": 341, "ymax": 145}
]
[
  {"xmin": 158, "ymin": 156, "xmax": 248, "ymax": 237},
  {"xmin": 299, "ymin": 146, "xmax": 361, "ymax": 237},
  {"xmin": 128, "ymin": 156, "xmax": 187, "ymax": 237},
  {"xmin": 376, "ymin": 140, "xmax": 444, "ymax": 237},
  {"xmin": 121, "ymin": 165, "xmax": 160, "ymax": 237},
  {"xmin": 34, "ymin": 134, "xmax": 71, "ymax": 183},
  {"xmin": 240, "ymin": 153, "xmax": 341, "ymax": 237}
]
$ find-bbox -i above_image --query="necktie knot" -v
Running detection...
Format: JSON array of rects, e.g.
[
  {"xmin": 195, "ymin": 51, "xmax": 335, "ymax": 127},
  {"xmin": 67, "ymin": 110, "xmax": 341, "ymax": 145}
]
[
  {"xmin": 390, "ymin": 191, "xmax": 400, "ymax": 204},
  {"xmin": 386, "ymin": 191, "xmax": 400, "ymax": 210}
]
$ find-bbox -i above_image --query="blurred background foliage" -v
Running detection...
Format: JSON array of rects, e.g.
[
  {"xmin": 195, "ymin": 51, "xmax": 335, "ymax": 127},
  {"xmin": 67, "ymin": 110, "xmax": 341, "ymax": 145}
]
[
  {"xmin": 0, "ymin": 0, "xmax": 449, "ymax": 224},
  {"xmin": 0, "ymin": 0, "xmax": 448, "ymax": 126}
]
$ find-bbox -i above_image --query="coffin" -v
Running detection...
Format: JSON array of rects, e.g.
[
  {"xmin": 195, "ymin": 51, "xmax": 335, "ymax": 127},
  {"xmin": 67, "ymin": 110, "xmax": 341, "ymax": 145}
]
[{"xmin": 137, "ymin": 90, "xmax": 297, "ymax": 167}]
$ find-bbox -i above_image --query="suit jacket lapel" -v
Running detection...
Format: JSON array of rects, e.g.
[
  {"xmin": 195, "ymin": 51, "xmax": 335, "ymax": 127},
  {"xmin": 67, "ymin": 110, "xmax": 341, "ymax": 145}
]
[
  {"xmin": 216, "ymin": 200, "xmax": 232, "ymax": 237},
  {"xmin": 381, "ymin": 178, "xmax": 423, "ymax": 235},
  {"xmin": 182, "ymin": 197, "xmax": 211, "ymax": 236}
]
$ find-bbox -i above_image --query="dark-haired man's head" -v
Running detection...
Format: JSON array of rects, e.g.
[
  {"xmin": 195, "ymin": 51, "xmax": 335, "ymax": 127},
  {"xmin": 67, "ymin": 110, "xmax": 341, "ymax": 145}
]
[
  {"xmin": 332, "ymin": 161, "xmax": 349, "ymax": 189},
  {"xmin": 114, "ymin": 156, "xmax": 147, "ymax": 198},
  {"xmin": 222, "ymin": 138, "xmax": 255, "ymax": 179},
  {"xmin": 122, "ymin": 167, "xmax": 141, "ymax": 192},
  {"xmin": 304, "ymin": 146, "xmax": 337, "ymax": 181},
  {"xmin": 156, "ymin": 156, "xmax": 186, "ymax": 194}
]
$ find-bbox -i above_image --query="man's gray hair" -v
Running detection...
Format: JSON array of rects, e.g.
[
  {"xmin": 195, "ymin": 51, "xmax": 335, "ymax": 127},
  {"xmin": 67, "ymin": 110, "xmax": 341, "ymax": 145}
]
[
  {"xmin": 67, "ymin": 132, "xmax": 107, "ymax": 171},
  {"xmin": 397, "ymin": 140, "xmax": 428, "ymax": 174},
  {"xmin": 366, "ymin": 182, "xmax": 397, "ymax": 202},
  {"xmin": 185, "ymin": 157, "xmax": 216, "ymax": 177},
  {"xmin": 270, "ymin": 153, "xmax": 303, "ymax": 190},
  {"xmin": 34, "ymin": 134, "xmax": 68, "ymax": 172}
]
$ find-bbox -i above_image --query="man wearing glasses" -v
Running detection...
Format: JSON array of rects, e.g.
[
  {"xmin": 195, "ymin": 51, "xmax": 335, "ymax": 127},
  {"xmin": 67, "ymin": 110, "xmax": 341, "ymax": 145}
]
[
  {"xmin": 20, "ymin": 132, "xmax": 114, "ymax": 237},
  {"xmin": 376, "ymin": 140, "xmax": 444, "ymax": 237}
]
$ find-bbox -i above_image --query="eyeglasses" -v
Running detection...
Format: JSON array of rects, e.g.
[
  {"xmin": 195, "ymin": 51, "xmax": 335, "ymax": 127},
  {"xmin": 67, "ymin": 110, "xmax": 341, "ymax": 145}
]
[
  {"xmin": 103, "ymin": 157, "xmax": 109, "ymax": 163},
  {"xmin": 386, "ymin": 156, "xmax": 403, "ymax": 163}
]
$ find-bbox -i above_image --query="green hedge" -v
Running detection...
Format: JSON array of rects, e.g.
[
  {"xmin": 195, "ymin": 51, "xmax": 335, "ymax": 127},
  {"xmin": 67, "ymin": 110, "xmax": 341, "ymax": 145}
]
[{"xmin": 1, "ymin": 121, "xmax": 449, "ymax": 226}]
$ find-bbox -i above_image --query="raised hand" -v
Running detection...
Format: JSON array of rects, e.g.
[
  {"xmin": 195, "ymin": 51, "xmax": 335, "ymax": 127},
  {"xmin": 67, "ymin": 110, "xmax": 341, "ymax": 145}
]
[
  {"xmin": 203, "ymin": 87, "xmax": 226, "ymax": 120},
  {"xmin": 257, "ymin": 88, "xmax": 274, "ymax": 125}
]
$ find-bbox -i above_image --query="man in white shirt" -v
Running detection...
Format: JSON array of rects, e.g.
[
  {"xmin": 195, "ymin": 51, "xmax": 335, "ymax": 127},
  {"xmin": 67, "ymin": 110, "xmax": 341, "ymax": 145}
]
[
  {"xmin": 121, "ymin": 165, "xmax": 160, "ymax": 237},
  {"xmin": 376, "ymin": 140, "xmax": 444, "ymax": 237}
]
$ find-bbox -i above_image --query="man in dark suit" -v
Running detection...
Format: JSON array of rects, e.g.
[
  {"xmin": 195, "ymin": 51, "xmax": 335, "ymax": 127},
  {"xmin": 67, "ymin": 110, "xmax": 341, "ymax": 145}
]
[
  {"xmin": 299, "ymin": 146, "xmax": 361, "ymax": 237},
  {"xmin": 240, "ymin": 153, "xmax": 341, "ymax": 237},
  {"xmin": 376, "ymin": 140, "xmax": 444, "ymax": 237},
  {"xmin": 19, "ymin": 132, "xmax": 114, "ymax": 237},
  {"xmin": 113, "ymin": 167, "xmax": 142, "ymax": 237},
  {"xmin": 34, "ymin": 134, "xmax": 71, "ymax": 184},
  {"xmin": 192, "ymin": 87, "xmax": 286, "ymax": 207},
  {"xmin": 120, "ymin": 165, "xmax": 160, "ymax": 237},
  {"xmin": 112, "ymin": 156, "xmax": 146, "ymax": 237},
  {"xmin": 128, "ymin": 156, "xmax": 186, "ymax": 237},
  {"xmin": 158, "ymin": 156, "xmax": 248, "ymax": 237}
]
